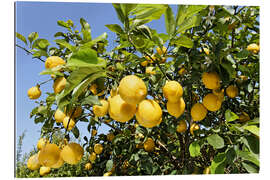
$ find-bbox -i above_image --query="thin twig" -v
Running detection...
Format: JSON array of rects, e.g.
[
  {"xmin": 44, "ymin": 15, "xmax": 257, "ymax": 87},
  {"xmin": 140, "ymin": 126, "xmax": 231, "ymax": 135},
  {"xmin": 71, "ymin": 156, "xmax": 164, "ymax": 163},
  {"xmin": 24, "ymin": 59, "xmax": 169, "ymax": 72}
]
[{"xmin": 16, "ymin": 44, "xmax": 45, "ymax": 62}]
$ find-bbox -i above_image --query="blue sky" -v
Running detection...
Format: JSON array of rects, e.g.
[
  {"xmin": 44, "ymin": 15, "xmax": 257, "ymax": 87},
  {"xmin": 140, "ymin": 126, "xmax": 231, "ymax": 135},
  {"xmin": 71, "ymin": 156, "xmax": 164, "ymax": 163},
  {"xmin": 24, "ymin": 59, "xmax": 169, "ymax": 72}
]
[{"xmin": 16, "ymin": 1, "xmax": 178, "ymax": 154}]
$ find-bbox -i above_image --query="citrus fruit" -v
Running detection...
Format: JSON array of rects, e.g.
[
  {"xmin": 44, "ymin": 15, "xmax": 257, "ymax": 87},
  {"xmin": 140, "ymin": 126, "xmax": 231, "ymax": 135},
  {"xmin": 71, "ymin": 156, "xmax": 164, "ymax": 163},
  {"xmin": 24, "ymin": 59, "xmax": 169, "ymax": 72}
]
[
  {"xmin": 136, "ymin": 99, "xmax": 163, "ymax": 128},
  {"xmin": 163, "ymin": 81, "xmax": 183, "ymax": 103},
  {"xmin": 191, "ymin": 103, "xmax": 207, "ymax": 121},
  {"xmin": 107, "ymin": 133, "xmax": 115, "ymax": 142},
  {"xmin": 37, "ymin": 138, "xmax": 48, "ymax": 150},
  {"xmin": 202, "ymin": 72, "xmax": 220, "ymax": 90},
  {"xmin": 167, "ymin": 97, "xmax": 185, "ymax": 118},
  {"xmin": 203, "ymin": 93, "xmax": 222, "ymax": 112},
  {"xmin": 50, "ymin": 156, "xmax": 64, "ymax": 169},
  {"xmin": 108, "ymin": 95, "xmax": 136, "ymax": 123},
  {"xmin": 156, "ymin": 46, "xmax": 167, "ymax": 56},
  {"xmin": 213, "ymin": 88, "xmax": 225, "ymax": 101},
  {"xmin": 27, "ymin": 153, "xmax": 41, "ymax": 170},
  {"xmin": 178, "ymin": 67, "xmax": 186, "ymax": 76},
  {"xmin": 60, "ymin": 143, "xmax": 84, "ymax": 165},
  {"xmin": 110, "ymin": 88, "xmax": 118, "ymax": 97},
  {"xmin": 63, "ymin": 116, "xmax": 76, "ymax": 131},
  {"xmin": 146, "ymin": 67, "xmax": 156, "ymax": 75},
  {"xmin": 94, "ymin": 144, "xmax": 103, "ymax": 155},
  {"xmin": 85, "ymin": 163, "xmax": 92, "ymax": 170},
  {"xmin": 239, "ymin": 112, "xmax": 250, "ymax": 122},
  {"xmin": 39, "ymin": 166, "xmax": 51, "ymax": 176},
  {"xmin": 190, "ymin": 123, "xmax": 200, "ymax": 136},
  {"xmin": 53, "ymin": 76, "xmax": 66, "ymax": 94},
  {"xmin": 141, "ymin": 60, "xmax": 148, "ymax": 67},
  {"xmin": 93, "ymin": 99, "xmax": 109, "ymax": 117},
  {"xmin": 38, "ymin": 143, "xmax": 61, "ymax": 167},
  {"xmin": 103, "ymin": 172, "xmax": 112, "ymax": 176},
  {"xmin": 203, "ymin": 48, "xmax": 210, "ymax": 55},
  {"xmin": 89, "ymin": 152, "xmax": 96, "ymax": 163},
  {"xmin": 226, "ymin": 85, "xmax": 238, "ymax": 98},
  {"xmin": 89, "ymin": 84, "xmax": 98, "ymax": 95},
  {"xmin": 176, "ymin": 120, "xmax": 187, "ymax": 133},
  {"xmin": 118, "ymin": 75, "xmax": 147, "ymax": 105},
  {"xmin": 45, "ymin": 56, "xmax": 65, "ymax": 69},
  {"xmin": 27, "ymin": 86, "xmax": 41, "ymax": 99},
  {"xmin": 54, "ymin": 108, "xmax": 66, "ymax": 123},
  {"xmin": 247, "ymin": 43, "xmax": 260, "ymax": 53},
  {"xmin": 144, "ymin": 138, "xmax": 155, "ymax": 152}
]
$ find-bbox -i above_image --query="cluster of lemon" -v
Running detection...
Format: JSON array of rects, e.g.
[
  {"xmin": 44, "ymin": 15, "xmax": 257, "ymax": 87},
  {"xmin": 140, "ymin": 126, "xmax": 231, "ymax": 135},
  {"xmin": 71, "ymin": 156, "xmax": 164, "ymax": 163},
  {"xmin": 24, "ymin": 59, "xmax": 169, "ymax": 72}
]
[
  {"xmin": 27, "ymin": 138, "xmax": 84, "ymax": 176},
  {"xmin": 247, "ymin": 43, "xmax": 260, "ymax": 54}
]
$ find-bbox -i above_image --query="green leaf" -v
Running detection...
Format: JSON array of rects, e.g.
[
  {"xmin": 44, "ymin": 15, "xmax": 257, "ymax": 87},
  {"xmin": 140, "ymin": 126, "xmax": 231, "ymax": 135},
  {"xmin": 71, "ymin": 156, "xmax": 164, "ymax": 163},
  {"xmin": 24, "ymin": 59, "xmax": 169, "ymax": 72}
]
[
  {"xmin": 80, "ymin": 18, "xmax": 91, "ymax": 42},
  {"xmin": 171, "ymin": 35, "xmax": 193, "ymax": 48},
  {"xmin": 105, "ymin": 24, "xmax": 124, "ymax": 34},
  {"xmin": 112, "ymin": 4, "xmax": 125, "ymax": 23},
  {"xmin": 177, "ymin": 15, "xmax": 202, "ymax": 34},
  {"xmin": 81, "ymin": 96, "xmax": 101, "ymax": 106},
  {"xmin": 225, "ymin": 109, "xmax": 239, "ymax": 122},
  {"xmin": 244, "ymin": 125, "xmax": 259, "ymax": 137},
  {"xmin": 67, "ymin": 47, "xmax": 98, "ymax": 67},
  {"xmin": 220, "ymin": 61, "xmax": 236, "ymax": 80},
  {"xmin": 81, "ymin": 32, "xmax": 108, "ymax": 49},
  {"xmin": 54, "ymin": 39, "xmax": 76, "ymax": 52},
  {"xmin": 57, "ymin": 20, "xmax": 71, "ymax": 30},
  {"xmin": 164, "ymin": 6, "xmax": 176, "ymax": 38},
  {"xmin": 207, "ymin": 134, "xmax": 224, "ymax": 149},
  {"xmin": 237, "ymin": 150, "xmax": 259, "ymax": 166},
  {"xmin": 28, "ymin": 32, "xmax": 39, "ymax": 45},
  {"xmin": 106, "ymin": 160, "xmax": 114, "ymax": 172},
  {"xmin": 54, "ymin": 32, "xmax": 66, "ymax": 38},
  {"xmin": 242, "ymin": 162, "xmax": 259, "ymax": 173},
  {"xmin": 120, "ymin": 3, "xmax": 137, "ymax": 17},
  {"xmin": 39, "ymin": 66, "xmax": 64, "ymax": 76},
  {"xmin": 242, "ymin": 135, "xmax": 259, "ymax": 154},
  {"xmin": 210, "ymin": 152, "xmax": 226, "ymax": 174},
  {"xmin": 176, "ymin": 5, "xmax": 207, "ymax": 26},
  {"xmin": 189, "ymin": 141, "xmax": 201, "ymax": 157},
  {"xmin": 71, "ymin": 72, "xmax": 106, "ymax": 104},
  {"xmin": 32, "ymin": 39, "xmax": 50, "ymax": 50},
  {"xmin": 16, "ymin": 32, "xmax": 28, "ymax": 45},
  {"xmin": 72, "ymin": 126, "xmax": 80, "ymax": 139},
  {"xmin": 32, "ymin": 49, "xmax": 49, "ymax": 58},
  {"xmin": 236, "ymin": 49, "xmax": 249, "ymax": 59},
  {"xmin": 34, "ymin": 116, "xmax": 46, "ymax": 124},
  {"xmin": 131, "ymin": 4, "xmax": 167, "ymax": 21}
]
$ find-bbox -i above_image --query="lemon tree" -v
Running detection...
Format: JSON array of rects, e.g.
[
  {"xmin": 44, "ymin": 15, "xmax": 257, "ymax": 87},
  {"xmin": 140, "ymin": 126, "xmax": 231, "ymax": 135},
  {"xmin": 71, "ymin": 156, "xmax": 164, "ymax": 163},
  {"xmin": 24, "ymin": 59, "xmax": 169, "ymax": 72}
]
[{"xmin": 16, "ymin": 4, "xmax": 259, "ymax": 177}]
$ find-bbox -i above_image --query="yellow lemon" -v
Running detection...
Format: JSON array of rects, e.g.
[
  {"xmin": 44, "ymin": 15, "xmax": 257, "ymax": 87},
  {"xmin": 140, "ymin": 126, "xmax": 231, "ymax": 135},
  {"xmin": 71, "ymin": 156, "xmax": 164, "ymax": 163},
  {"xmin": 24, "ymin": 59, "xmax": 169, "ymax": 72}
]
[
  {"xmin": 27, "ymin": 153, "xmax": 41, "ymax": 170},
  {"xmin": 53, "ymin": 76, "xmax": 66, "ymax": 94},
  {"xmin": 141, "ymin": 60, "xmax": 148, "ymax": 67},
  {"xmin": 176, "ymin": 120, "xmax": 187, "ymax": 133},
  {"xmin": 107, "ymin": 133, "xmax": 115, "ymax": 142},
  {"xmin": 213, "ymin": 88, "xmax": 225, "ymax": 101},
  {"xmin": 247, "ymin": 43, "xmax": 260, "ymax": 54},
  {"xmin": 191, "ymin": 103, "xmax": 208, "ymax": 121},
  {"xmin": 146, "ymin": 67, "xmax": 156, "ymax": 75},
  {"xmin": 203, "ymin": 166, "xmax": 211, "ymax": 174},
  {"xmin": 89, "ymin": 84, "xmax": 98, "ymax": 95},
  {"xmin": 54, "ymin": 108, "xmax": 66, "ymax": 123},
  {"xmin": 38, "ymin": 143, "xmax": 61, "ymax": 167},
  {"xmin": 89, "ymin": 152, "xmax": 96, "ymax": 163},
  {"xmin": 163, "ymin": 81, "xmax": 183, "ymax": 103},
  {"xmin": 190, "ymin": 123, "xmax": 200, "ymax": 136},
  {"xmin": 27, "ymin": 86, "xmax": 41, "ymax": 99},
  {"xmin": 85, "ymin": 163, "xmax": 92, "ymax": 170},
  {"xmin": 202, "ymin": 72, "xmax": 220, "ymax": 90},
  {"xmin": 37, "ymin": 138, "xmax": 48, "ymax": 150},
  {"xmin": 94, "ymin": 144, "xmax": 103, "ymax": 155},
  {"xmin": 118, "ymin": 75, "xmax": 147, "ymax": 105},
  {"xmin": 63, "ymin": 116, "xmax": 76, "ymax": 131},
  {"xmin": 50, "ymin": 156, "xmax": 64, "ymax": 169},
  {"xmin": 156, "ymin": 46, "xmax": 167, "ymax": 56},
  {"xmin": 60, "ymin": 143, "xmax": 84, "ymax": 165},
  {"xmin": 178, "ymin": 67, "xmax": 186, "ymax": 76},
  {"xmin": 203, "ymin": 48, "xmax": 210, "ymax": 55},
  {"xmin": 93, "ymin": 99, "xmax": 109, "ymax": 117},
  {"xmin": 239, "ymin": 112, "xmax": 250, "ymax": 122},
  {"xmin": 45, "ymin": 56, "xmax": 65, "ymax": 69},
  {"xmin": 136, "ymin": 99, "xmax": 163, "ymax": 128},
  {"xmin": 226, "ymin": 85, "xmax": 238, "ymax": 98},
  {"xmin": 39, "ymin": 166, "xmax": 51, "ymax": 176},
  {"xmin": 167, "ymin": 97, "xmax": 185, "ymax": 118},
  {"xmin": 203, "ymin": 93, "xmax": 222, "ymax": 112},
  {"xmin": 108, "ymin": 95, "xmax": 136, "ymax": 123},
  {"xmin": 110, "ymin": 88, "xmax": 118, "ymax": 97},
  {"xmin": 144, "ymin": 138, "xmax": 155, "ymax": 152},
  {"xmin": 103, "ymin": 171, "xmax": 112, "ymax": 176}
]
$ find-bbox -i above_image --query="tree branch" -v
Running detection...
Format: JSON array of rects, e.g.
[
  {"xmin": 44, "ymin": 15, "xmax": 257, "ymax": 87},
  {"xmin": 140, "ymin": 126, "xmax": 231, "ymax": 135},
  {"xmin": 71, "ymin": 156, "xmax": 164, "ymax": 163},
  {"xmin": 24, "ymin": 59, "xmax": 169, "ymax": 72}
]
[{"xmin": 16, "ymin": 44, "xmax": 45, "ymax": 62}]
